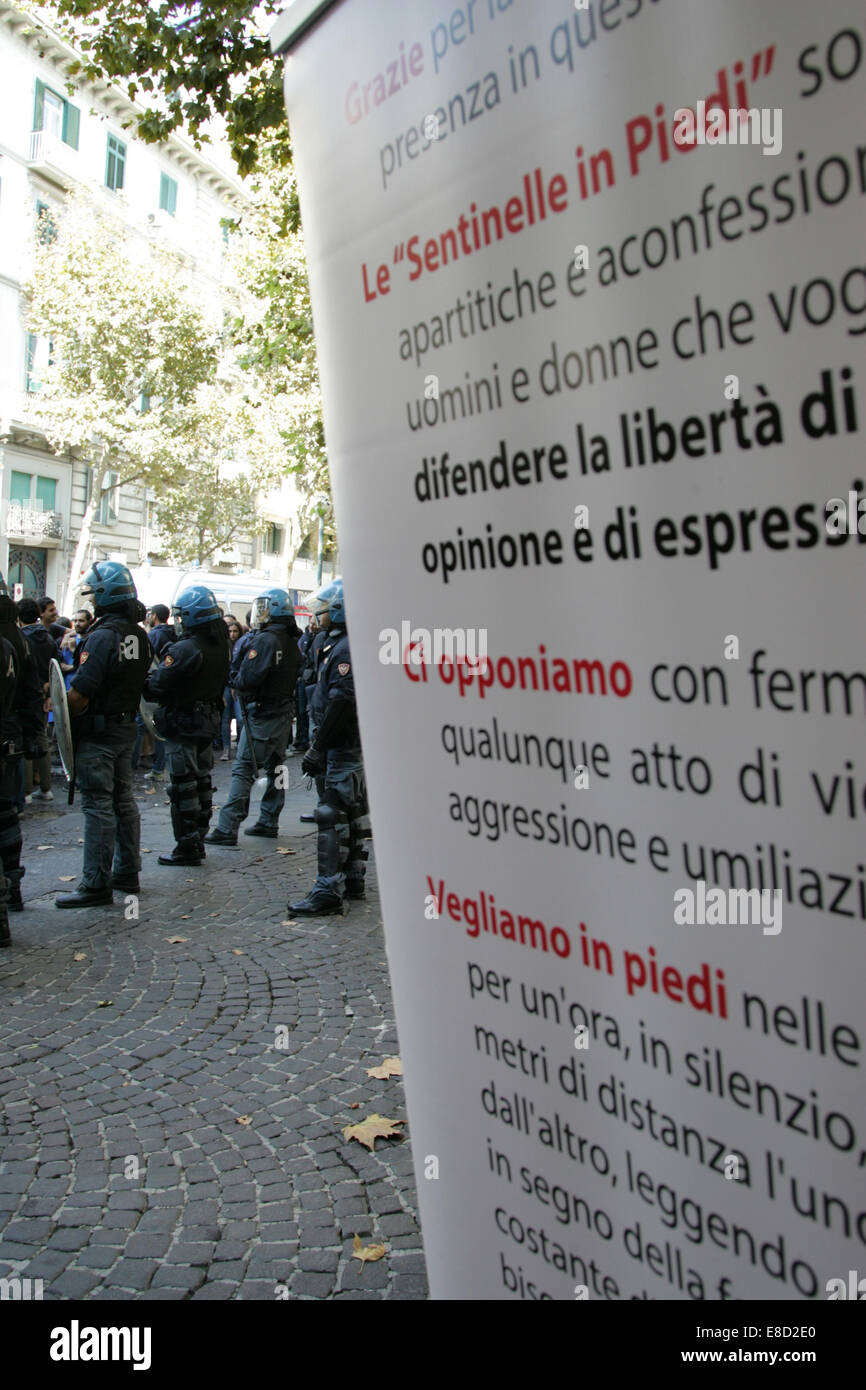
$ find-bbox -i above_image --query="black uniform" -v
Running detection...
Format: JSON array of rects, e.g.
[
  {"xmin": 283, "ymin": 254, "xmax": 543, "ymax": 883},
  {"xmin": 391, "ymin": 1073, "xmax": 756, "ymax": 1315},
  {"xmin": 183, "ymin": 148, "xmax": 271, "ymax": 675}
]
[
  {"xmin": 145, "ymin": 621, "xmax": 230, "ymax": 861},
  {"xmin": 291, "ymin": 624, "xmax": 369, "ymax": 911},
  {"xmin": 0, "ymin": 623, "xmax": 43, "ymax": 934},
  {"xmin": 209, "ymin": 618, "xmax": 301, "ymax": 840},
  {"xmin": 148, "ymin": 623, "xmax": 177, "ymax": 659},
  {"xmin": 66, "ymin": 610, "xmax": 151, "ymax": 895}
]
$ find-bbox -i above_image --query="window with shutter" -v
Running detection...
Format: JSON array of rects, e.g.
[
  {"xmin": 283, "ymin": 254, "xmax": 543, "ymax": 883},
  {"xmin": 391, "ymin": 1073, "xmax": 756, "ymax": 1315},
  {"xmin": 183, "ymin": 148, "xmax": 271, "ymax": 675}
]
[
  {"xmin": 32, "ymin": 79, "xmax": 80, "ymax": 149},
  {"xmin": 105, "ymin": 135, "xmax": 126, "ymax": 192},
  {"xmin": 159, "ymin": 172, "xmax": 177, "ymax": 216}
]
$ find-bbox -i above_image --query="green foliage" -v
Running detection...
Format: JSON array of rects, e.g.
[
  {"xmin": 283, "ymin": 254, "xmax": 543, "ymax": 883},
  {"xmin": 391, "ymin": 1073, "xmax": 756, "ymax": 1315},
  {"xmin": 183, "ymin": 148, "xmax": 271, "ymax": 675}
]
[
  {"xmin": 43, "ymin": 0, "xmax": 289, "ymax": 174},
  {"xmin": 223, "ymin": 154, "xmax": 334, "ymax": 560},
  {"xmin": 25, "ymin": 189, "xmax": 321, "ymax": 573},
  {"xmin": 26, "ymin": 190, "xmax": 217, "ymax": 476}
]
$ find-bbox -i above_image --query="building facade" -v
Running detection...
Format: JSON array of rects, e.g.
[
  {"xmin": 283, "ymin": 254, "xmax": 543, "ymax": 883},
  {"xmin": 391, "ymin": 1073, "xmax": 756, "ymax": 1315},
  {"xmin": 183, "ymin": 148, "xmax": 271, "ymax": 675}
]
[{"xmin": 0, "ymin": 2, "xmax": 332, "ymax": 611}]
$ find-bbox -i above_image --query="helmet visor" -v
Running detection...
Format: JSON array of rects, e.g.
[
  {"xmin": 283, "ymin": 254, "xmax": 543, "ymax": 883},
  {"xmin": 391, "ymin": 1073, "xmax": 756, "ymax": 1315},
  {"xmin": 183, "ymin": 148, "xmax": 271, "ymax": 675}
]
[{"xmin": 250, "ymin": 597, "xmax": 271, "ymax": 630}]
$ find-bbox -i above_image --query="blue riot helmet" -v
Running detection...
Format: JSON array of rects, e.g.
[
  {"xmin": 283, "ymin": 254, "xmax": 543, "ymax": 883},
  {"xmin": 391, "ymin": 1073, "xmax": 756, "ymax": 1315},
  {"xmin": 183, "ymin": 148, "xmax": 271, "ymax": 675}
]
[
  {"xmin": 171, "ymin": 585, "xmax": 221, "ymax": 637},
  {"xmin": 80, "ymin": 560, "xmax": 137, "ymax": 613},
  {"xmin": 250, "ymin": 588, "xmax": 294, "ymax": 630},
  {"xmin": 310, "ymin": 579, "xmax": 344, "ymax": 629}
]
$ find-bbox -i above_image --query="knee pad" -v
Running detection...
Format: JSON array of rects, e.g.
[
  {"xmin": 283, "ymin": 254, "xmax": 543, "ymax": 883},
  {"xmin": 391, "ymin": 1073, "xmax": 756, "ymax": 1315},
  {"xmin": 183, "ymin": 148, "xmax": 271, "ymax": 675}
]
[{"xmin": 313, "ymin": 802, "xmax": 348, "ymax": 830}]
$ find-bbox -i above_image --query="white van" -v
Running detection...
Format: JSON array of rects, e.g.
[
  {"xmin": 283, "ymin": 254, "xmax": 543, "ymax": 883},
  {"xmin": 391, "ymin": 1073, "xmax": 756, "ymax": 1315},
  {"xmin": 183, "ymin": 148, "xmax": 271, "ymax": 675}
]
[{"xmin": 127, "ymin": 566, "xmax": 313, "ymax": 625}]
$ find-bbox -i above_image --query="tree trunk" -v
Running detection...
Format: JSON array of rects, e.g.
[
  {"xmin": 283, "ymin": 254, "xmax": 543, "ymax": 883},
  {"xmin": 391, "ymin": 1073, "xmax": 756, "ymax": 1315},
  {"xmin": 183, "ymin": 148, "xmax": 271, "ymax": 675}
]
[{"xmin": 59, "ymin": 456, "xmax": 108, "ymax": 614}]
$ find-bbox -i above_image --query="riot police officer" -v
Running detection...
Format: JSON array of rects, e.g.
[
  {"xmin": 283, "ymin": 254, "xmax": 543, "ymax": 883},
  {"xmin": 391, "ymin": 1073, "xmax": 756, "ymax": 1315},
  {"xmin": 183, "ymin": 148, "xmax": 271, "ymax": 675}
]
[
  {"xmin": 289, "ymin": 579, "xmax": 369, "ymax": 915},
  {"xmin": 205, "ymin": 588, "xmax": 301, "ymax": 845},
  {"xmin": 56, "ymin": 562, "xmax": 151, "ymax": 909},
  {"xmin": 144, "ymin": 586, "xmax": 230, "ymax": 866},
  {"xmin": 0, "ymin": 576, "xmax": 44, "ymax": 942}
]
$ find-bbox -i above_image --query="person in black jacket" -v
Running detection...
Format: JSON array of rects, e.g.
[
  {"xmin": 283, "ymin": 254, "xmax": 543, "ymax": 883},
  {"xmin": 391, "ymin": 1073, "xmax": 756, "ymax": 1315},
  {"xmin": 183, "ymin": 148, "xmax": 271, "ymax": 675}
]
[
  {"xmin": 289, "ymin": 579, "xmax": 369, "ymax": 915},
  {"xmin": 144, "ymin": 586, "xmax": 230, "ymax": 866},
  {"xmin": 205, "ymin": 588, "xmax": 301, "ymax": 846},
  {"xmin": 292, "ymin": 618, "xmax": 316, "ymax": 752},
  {"xmin": 56, "ymin": 563, "xmax": 151, "ymax": 909},
  {"xmin": 0, "ymin": 578, "xmax": 46, "ymax": 937},
  {"xmin": 147, "ymin": 604, "xmax": 176, "ymax": 660},
  {"xmin": 18, "ymin": 596, "xmax": 57, "ymax": 801}
]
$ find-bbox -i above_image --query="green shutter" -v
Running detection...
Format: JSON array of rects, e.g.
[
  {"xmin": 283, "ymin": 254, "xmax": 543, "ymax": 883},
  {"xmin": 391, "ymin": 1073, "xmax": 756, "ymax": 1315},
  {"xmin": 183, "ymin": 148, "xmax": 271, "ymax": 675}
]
[
  {"xmin": 159, "ymin": 172, "xmax": 177, "ymax": 215},
  {"xmin": 106, "ymin": 135, "xmax": 126, "ymax": 190},
  {"xmin": 33, "ymin": 78, "xmax": 44, "ymax": 132},
  {"xmin": 10, "ymin": 471, "xmax": 31, "ymax": 505},
  {"xmin": 35, "ymin": 476, "xmax": 57, "ymax": 512},
  {"xmin": 62, "ymin": 101, "xmax": 80, "ymax": 150}
]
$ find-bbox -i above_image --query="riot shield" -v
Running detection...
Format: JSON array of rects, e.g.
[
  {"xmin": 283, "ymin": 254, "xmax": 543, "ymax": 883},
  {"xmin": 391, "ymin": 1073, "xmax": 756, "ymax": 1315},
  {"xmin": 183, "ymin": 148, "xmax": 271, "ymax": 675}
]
[{"xmin": 49, "ymin": 658, "xmax": 74, "ymax": 783}]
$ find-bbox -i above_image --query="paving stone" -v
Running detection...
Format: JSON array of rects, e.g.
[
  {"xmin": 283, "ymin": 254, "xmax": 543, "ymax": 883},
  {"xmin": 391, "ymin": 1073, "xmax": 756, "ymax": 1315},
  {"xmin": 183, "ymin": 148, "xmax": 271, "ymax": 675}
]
[
  {"xmin": 150, "ymin": 1266, "xmax": 206, "ymax": 1291},
  {"xmin": 298, "ymin": 1249, "xmax": 339, "ymax": 1273},
  {"xmin": 377, "ymin": 1213, "xmax": 417, "ymax": 1237},
  {"xmin": 291, "ymin": 1271, "xmax": 336, "ymax": 1298},
  {"xmin": 51, "ymin": 1269, "xmax": 101, "ymax": 1298},
  {"xmin": 125, "ymin": 1234, "xmax": 172, "ymax": 1259},
  {"xmin": 0, "ymin": 776, "xmax": 425, "ymax": 1301}
]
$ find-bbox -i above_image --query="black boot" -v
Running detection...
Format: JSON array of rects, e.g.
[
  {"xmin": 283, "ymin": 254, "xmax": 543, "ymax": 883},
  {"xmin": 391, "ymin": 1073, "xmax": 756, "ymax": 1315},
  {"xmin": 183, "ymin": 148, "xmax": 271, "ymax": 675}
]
[
  {"xmin": 288, "ymin": 890, "xmax": 344, "ymax": 916},
  {"xmin": 158, "ymin": 841, "xmax": 203, "ymax": 866},
  {"xmin": 204, "ymin": 828, "xmax": 237, "ymax": 846},
  {"xmin": 56, "ymin": 887, "xmax": 113, "ymax": 909},
  {"xmin": 0, "ymin": 905, "xmax": 10, "ymax": 947}
]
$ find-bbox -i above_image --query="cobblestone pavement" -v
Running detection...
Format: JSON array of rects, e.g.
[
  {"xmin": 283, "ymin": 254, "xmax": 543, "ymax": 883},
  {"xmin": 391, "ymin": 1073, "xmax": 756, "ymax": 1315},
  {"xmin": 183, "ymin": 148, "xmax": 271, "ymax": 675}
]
[{"xmin": 0, "ymin": 751, "xmax": 428, "ymax": 1301}]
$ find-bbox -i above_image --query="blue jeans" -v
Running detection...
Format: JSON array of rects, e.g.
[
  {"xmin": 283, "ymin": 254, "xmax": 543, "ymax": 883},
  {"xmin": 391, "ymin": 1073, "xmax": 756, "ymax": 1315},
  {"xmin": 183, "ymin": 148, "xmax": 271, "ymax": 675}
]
[
  {"xmin": 152, "ymin": 735, "xmax": 166, "ymax": 774},
  {"xmin": 76, "ymin": 731, "xmax": 139, "ymax": 890},
  {"xmin": 219, "ymin": 686, "xmax": 234, "ymax": 750},
  {"xmin": 215, "ymin": 707, "xmax": 291, "ymax": 834}
]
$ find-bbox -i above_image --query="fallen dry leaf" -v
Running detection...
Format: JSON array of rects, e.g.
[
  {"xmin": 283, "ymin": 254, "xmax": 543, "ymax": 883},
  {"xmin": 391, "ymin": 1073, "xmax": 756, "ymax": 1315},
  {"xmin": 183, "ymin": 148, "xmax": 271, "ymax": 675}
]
[
  {"xmin": 349, "ymin": 1102, "xmax": 360, "ymax": 1110},
  {"xmin": 236, "ymin": 1115, "xmax": 252, "ymax": 1126},
  {"xmin": 232, "ymin": 949, "xmax": 244, "ymax": 956},
  {"xmin": 96, "ymin": 1000, "xmax": 113, "ymax": 1008},
  {"xmin": 141, "ymin": 848, "xmax": 152, "ymax": 854},
  {"xmin": 352, "ymin": 1233, "xmax": 386, "ymax": 1266},
  {"xmin": 58, "ymin": 875, "xmax": 76, "ymax": 883},
  {"xmin": 180, "ymin": 914, "xmax": 192, "ymax": 920},
  {"xmin": 280, "ymin": 919, "xmax": 298, "ymax": 927},
  {"xmin": 341, "ymin": 1114, "xmax": 404, "ymax": 1152},
  {"xmin": 276, "ymin": 848, "xmax": 296, "ymax": 856},
  {"xmin": 366, "ymin": 1057, "xmax": 402, "ymax": 1081},
  {"xmin": 165, "ymin": 935, "xmax": 188, "ymax": 944},
  {"xmin": 73, "ymin": 951, "xmax": 86, "ymax": 962},
  {"xmin": 144, "ymin": 788, "xmax": 157, "ymax": 796},
  {"xmin": 36, "ymin": 845, "xmax": 53, "ymax": 851}
]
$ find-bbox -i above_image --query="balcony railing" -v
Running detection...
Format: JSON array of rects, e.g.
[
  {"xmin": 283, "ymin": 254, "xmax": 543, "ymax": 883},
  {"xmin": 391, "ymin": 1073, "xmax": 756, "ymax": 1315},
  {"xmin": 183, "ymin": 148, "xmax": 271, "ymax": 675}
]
[
  {"xmin": 27, "ymin": 131, "xmax": 77, "ymax": 188},
  {"xmin": 6, "ymin": 504, "xmax": 63, "ymax": 541}
]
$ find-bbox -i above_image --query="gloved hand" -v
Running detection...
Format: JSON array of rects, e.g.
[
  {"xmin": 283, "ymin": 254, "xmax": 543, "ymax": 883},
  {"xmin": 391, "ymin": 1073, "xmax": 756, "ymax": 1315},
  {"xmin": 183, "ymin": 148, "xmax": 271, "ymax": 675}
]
[{"xmin": 301, "ymin": 745, "xmax": 325, "ymax": 777}]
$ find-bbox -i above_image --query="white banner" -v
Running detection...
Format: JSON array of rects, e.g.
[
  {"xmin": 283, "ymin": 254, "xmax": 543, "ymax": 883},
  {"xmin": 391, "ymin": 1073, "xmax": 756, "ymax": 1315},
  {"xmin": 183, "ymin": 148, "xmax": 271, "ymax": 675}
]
[{"xmin": 277, "ymin": 0, "xmax": 866, "ymax": 1300}]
